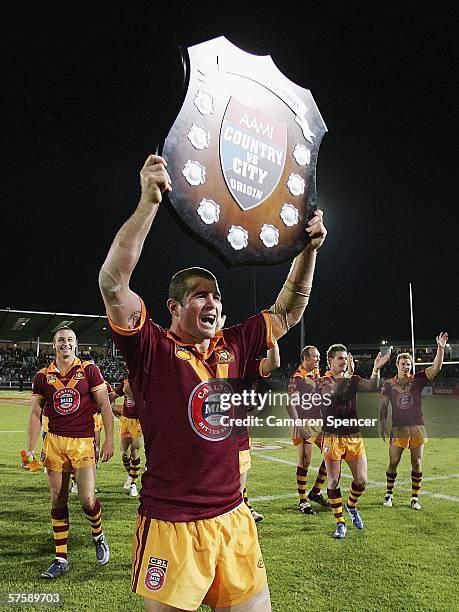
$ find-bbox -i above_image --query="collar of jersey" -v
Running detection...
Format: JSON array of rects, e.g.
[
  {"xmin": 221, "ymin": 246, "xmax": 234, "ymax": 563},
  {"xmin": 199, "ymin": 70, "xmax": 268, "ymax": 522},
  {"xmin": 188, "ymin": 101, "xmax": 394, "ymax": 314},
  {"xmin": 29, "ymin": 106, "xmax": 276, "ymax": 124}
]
[
  {"xmin": 46, "ymin": 357, "xmax": 82, "ymax": 374},
  {"xmin": 165, "ymin": 329, "xmax": 225, "ymax": 357}
]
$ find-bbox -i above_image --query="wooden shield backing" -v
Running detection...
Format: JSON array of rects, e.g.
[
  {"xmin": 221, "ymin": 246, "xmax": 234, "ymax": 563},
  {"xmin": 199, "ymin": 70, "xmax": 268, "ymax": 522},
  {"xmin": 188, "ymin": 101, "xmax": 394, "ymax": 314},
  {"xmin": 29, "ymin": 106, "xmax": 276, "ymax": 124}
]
[{"xmin": 161, "ymin": 36, "xmax": 327, "ymax": 267}]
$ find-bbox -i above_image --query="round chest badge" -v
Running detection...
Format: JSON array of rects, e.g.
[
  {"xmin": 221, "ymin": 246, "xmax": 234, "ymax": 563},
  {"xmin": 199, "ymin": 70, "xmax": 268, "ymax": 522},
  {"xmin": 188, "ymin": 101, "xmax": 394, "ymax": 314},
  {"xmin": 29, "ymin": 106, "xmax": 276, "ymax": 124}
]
[
  {"xmin": 145, "ymin": 566, "xmax": 166, "ymax": 592},
  {"xmin": 398, "ymin": 392, "xmax": 413, "ymax": 411},
  {"xmin": 53, "ymin": 388, "xmax": 81, "ymax": 415},
  {"xmin": 188, "ymin": 380, "xmax": 234, "ymax": 441}
]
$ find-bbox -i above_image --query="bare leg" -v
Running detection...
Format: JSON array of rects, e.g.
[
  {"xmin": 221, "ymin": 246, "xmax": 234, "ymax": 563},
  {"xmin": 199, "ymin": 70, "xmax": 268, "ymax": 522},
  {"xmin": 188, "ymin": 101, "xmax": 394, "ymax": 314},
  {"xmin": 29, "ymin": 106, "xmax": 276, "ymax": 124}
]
[{"xmin": 215, "ymin": 585, "xmax": 272, "ymax": 611}]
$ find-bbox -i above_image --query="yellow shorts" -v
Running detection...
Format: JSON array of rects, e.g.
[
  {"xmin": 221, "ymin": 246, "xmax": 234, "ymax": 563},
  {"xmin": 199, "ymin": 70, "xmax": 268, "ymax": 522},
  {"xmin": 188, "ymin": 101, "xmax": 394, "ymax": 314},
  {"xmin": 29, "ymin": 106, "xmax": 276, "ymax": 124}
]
[
  {"xmin": 131, "ymin": 504, "xmax": 267, "ymax": 610},
  {"xmin": 292, "ymin": 425, "xmax": 323, "ymax": 447},
  {"xmin": 40, "ymin": 432, "xmax": 95, "ymax": 472},
  {"xmin": 390, "ymin": 426, "xmax": 427, "ymax": 449},
  {"xmin": 322, "ymin": 434, "xmax": 365, "ymax": 461},
  {"xmin": 120, "ymin": 416, "xmax": 143, "ymax": 439},
  {"xmin": 239, "ymin": 449, "xmax": 252, "ymax": 474},
  {"xmin": 93, "ymin": 413, "xmax": 103, "ymax": 432}
]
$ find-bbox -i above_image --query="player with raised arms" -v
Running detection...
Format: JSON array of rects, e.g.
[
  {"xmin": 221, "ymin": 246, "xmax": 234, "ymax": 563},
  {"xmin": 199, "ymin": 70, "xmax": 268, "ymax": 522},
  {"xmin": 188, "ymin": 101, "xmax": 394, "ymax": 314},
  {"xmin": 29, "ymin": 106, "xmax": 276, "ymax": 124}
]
[{"xmin": 98, "ymin": 154, "xmax": 327, "ymax": 611}]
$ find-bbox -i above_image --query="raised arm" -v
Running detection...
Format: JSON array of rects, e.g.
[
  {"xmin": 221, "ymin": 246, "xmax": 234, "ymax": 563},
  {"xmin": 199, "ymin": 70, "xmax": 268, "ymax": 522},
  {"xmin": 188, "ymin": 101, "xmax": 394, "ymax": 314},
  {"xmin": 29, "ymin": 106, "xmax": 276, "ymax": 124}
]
[
  {"xmin": 425, "ymin": 332, "xmax": 448, "ymax": 379},
  {"xmin": 269, "ymin": 210, "xmax": 327, "ymax": 340},
  {"xmin": 98, "ymin": 154, "xmax": 172, "ymax": 327},
  {"xmin": 358, "ymin": 351, "xmax": 391, "ymax": 391}
]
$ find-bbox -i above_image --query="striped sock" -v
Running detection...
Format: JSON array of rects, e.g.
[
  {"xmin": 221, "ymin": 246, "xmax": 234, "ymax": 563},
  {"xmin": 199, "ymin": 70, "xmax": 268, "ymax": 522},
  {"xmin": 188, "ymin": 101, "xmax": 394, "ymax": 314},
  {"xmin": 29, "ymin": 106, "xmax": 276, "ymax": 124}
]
[
  {"xmin": 129, "ymin": 457, "xmax": 141, "ymax": 484},
  {"xmin": 70, "ymin": 472, "xmax": 76, "ymax": 484},
  {"xmin": 296, "ymin": 467, "xmax": 308, "ymax": 503},
  {"xmin": 51, "ymin": 506, "xmax": 69, "ymax": 561},
  {"xmin": 386, "ymin": 471, "xmax": 397, "ymax": 497},
  {"xmin": 310, "ymin": 461, "xmax": 327, "ymax": 495},
  {"xmin": 84, "ymin": 499, "xmax": 103, "ymax": 539},
  {"xmin": 328, "ymin": 488, "xmax": 345, "ymax": 524},
  {"xmin": 243, "ymin": 486, "xmax": 252, "ymax": 509},
  {"xmin": 122, "ymin": 455, "xmax": 131, "ymax": 474},
  {"xmin": 411, "ymin": 471, "xmax": 422, "ymax": 498},
  {"xmin": 347, "ymin": 481, "xmax": 365, "ymax": 508}
]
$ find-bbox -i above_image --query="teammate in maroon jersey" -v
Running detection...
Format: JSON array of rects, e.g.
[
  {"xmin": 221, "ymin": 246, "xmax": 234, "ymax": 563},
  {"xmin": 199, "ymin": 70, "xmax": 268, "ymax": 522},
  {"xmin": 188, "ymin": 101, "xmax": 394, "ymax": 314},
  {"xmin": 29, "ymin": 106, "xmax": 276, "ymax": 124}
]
[
  {"xmin": 319, "ymin": 343, "xmax": 390, "ymax": 539},
  {"xmin": 380, "ymin": 332, "xmax": 448, "ymax": 510},
  {"xmin": 288, "ymin": 345, "xmax": 329, "ymax": 515},
  {"xmin": 98, "ymin": 153, "xmax": 327, "ymax": 610},
  {"xmin": 27, "ymin": 328, "xmax": 114, "ymax": 579},
  {"xmin": 113, "ymin": 378, "xmax": 143, "ymax": 497}
]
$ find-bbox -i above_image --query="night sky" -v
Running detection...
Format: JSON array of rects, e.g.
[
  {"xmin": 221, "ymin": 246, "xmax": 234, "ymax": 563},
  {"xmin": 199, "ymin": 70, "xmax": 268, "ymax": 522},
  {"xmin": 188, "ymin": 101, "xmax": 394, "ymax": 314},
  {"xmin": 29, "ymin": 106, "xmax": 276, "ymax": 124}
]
[{"xmin": 4, "ymin": 5, "xmax": 458, "ymax": 363}]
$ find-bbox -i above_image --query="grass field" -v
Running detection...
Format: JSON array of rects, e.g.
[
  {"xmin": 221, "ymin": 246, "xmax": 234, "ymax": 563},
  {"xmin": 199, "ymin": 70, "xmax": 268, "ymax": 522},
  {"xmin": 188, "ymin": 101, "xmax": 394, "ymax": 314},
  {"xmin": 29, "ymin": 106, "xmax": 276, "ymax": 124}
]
[{"xmin": 0, "ymin": 391, "xmax": 458, "ymax": 611}]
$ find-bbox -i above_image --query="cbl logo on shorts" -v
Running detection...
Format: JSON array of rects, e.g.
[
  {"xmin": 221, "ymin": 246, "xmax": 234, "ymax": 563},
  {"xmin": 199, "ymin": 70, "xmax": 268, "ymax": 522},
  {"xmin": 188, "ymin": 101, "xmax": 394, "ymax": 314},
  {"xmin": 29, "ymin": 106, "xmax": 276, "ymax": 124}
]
[
  {"xmin": 144, "ymin": 557, "xmax": 168, "ymax": 592},
  {"xmin": 188, "ymin": 380, "xmax": 234, "ymax": 441},
  {"xmin": 53, "ymin": 388, "xmax": 81, "ymax": 415}
]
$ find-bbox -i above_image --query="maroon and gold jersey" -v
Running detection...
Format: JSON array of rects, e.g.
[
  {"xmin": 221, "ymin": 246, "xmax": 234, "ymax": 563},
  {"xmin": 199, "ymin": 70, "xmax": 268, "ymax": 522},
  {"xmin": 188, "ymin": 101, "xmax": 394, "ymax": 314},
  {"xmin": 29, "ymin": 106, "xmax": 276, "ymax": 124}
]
[
  {"xmin": 32, "ymin": 358, "xmax": 106, "ymax": 438},
  {"xmin": 109, "ymin": 300, "xmax": 272, "ymax": 522},
  {"xmin": 114, "ymin": 380, "xmax": 138, "ymax": 418},
  {"xmin": 288, "ymin": 365, "xmax": 321, "ymax": 420},
  {"xmin": 381, "ymin": 370, "xmax": 429, "ymax": 426},
  {"xmin": 319, "ymin": 374, "xmax": 361, "ymax": 435}
]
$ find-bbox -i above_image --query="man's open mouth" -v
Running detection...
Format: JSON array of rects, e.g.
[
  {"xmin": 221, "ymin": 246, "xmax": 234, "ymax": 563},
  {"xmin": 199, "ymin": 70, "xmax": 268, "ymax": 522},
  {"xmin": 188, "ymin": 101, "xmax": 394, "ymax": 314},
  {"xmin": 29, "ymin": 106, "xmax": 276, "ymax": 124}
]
[{"xmin": 200, "ymin": 314, "xmax": 216, "ymax": 327}]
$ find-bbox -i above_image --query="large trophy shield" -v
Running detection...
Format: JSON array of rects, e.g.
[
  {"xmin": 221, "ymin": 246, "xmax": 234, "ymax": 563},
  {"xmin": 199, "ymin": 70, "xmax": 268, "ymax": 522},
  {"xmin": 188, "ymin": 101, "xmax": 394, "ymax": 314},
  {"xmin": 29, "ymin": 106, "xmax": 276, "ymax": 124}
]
[{"xmin": 161, "ymin": 36, "xmax": 327, "ymax": 267}]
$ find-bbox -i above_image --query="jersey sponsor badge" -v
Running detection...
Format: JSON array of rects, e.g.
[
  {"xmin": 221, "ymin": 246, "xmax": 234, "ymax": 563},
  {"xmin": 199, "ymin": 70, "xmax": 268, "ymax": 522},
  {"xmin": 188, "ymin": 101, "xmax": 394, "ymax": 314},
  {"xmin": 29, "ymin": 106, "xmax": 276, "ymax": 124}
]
[
  {"xmin": 53, "ymin": 388, "xmax": 81, "ymax": 415},
  {"xmin": 144, "ymin": 557, "xmax": 168, "ymax": 592},
  {"xmin": 188, "ymin": 380, "xmax": 234, "ymax": 441},
  {"xmin": 397, "ymin": 392, "xmax": 413, "ymax": 410}
]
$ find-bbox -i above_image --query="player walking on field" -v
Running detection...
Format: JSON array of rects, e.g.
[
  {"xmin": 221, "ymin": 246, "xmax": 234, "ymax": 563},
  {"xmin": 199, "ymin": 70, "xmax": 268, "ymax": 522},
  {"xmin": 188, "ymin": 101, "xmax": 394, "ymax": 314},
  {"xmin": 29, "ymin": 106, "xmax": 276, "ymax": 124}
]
[
  {"xmin": 379, "ymin": 332, "xmax": 448, "ymax": 510},
  {"xmin": 98, "ymin": 153, "xmax": 327, "ymax": 611},
  {"xmin": 113, "ymin": 378, "xmax": 144, "ymax": 498},
  {"xmin": 319, "ymin": 344, "xmax": 390, "ymax": 539},
  {"xmin": 288, "ymin": 345, "xmax": 331, "ymax": 515},
  {"xmin": 27, "ymin": 328, "xmax": 114, "ymax": 578}
]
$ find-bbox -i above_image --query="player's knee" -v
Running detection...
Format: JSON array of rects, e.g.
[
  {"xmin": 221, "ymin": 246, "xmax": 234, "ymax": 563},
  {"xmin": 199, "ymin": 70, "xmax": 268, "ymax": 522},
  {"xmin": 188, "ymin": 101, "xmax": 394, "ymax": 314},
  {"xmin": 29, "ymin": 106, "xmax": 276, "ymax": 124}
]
[
  {"xmin": 131, "ymin": 447, "xmax": 140, "ymax": 459},
  {"xmin": 80, "ymin": 494, "xmax": 96, "ymax": 512},
  {"xmin": 355, "ymin": 477, "xmax": 367, "ymax": 488},
  {"xmin": 121, "ymin": 452, "xmax": 130, "ymax": 462},
  {"xmin": 327, "ymin": 476, "xmax": 340, "ymax": 489}
]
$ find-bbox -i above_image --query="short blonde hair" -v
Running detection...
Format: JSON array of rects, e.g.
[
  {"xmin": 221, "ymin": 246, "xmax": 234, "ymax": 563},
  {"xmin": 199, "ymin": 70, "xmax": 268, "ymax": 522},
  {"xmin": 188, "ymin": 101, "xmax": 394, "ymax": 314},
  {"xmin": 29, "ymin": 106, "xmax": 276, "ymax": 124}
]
[{"xmin": 396, "ymin": 352, "xmax": 412, "ymax": 365}]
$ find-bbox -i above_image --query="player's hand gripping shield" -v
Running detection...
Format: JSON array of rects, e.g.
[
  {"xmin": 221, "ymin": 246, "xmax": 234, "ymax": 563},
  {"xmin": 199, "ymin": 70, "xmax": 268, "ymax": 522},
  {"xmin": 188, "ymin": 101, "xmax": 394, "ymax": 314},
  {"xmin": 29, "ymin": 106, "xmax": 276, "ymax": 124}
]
[{"xmin": 161, "ymin": 36, "xmax": 327, "ymax": 267}]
